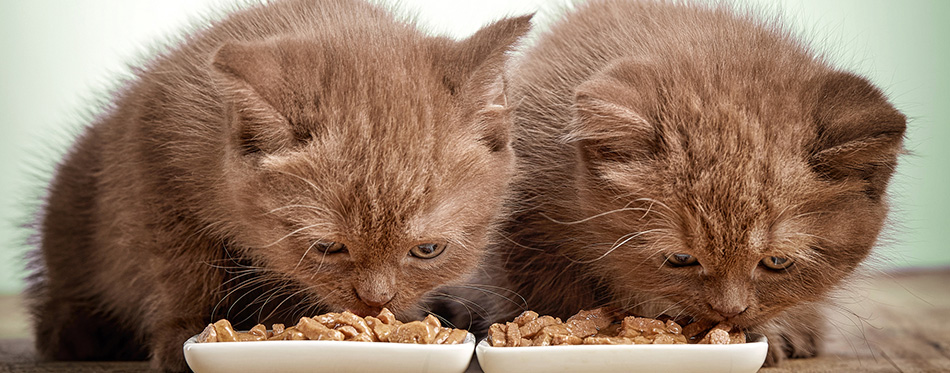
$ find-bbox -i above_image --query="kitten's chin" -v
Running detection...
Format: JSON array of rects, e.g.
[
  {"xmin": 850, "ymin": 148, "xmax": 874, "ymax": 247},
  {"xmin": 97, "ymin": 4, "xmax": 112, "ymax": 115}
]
[{"xmin": 345, "ymin": 306, "xmax": 382, "ymax": 318}]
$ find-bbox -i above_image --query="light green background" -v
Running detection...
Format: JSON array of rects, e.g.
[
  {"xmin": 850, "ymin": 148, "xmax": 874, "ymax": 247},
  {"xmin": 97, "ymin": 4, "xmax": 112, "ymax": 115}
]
[{"xmin": 1, "ymin": 0, "xmax": 947, "ymax": 295}]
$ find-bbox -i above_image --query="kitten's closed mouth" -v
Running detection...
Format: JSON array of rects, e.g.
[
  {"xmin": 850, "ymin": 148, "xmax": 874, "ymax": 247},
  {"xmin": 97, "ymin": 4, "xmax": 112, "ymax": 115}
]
[{"xmin": 346, "ymin": 307, "xmax": 383, "ymax": 318}]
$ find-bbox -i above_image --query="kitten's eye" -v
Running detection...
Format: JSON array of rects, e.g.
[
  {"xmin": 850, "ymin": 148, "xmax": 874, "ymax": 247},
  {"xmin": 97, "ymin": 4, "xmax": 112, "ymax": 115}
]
[
  {"xmin": 318, "ymin": 242, "xmax": 346, "ymax": 254},
  {"xmin": 666, "ymin": 253, "xmax": 698, "ymax": 267},
  {"xmin": 761, "ymin": 256, "xmax": 794, "ymax": 270},
  {"xmin": 409, "ymin": 243, "xmax": 445, "ymax": 259}
]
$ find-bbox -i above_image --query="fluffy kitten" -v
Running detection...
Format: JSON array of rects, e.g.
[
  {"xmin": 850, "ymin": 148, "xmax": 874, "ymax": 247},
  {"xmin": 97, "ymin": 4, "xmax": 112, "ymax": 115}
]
[
  {"xmin": 495, "ymin": 0, "xmax": 904, "ymax": 365},
  {"xmin": 27, "ymin": 0, "xmax": 530, "ymax": 370}
]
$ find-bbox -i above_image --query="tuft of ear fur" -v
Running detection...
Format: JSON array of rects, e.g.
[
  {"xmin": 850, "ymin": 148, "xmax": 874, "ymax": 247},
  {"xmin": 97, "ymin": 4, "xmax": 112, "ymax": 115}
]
[
  {"xmin": 568, "ymin": 60, "xmax": 661, "ymax": 165},
  {"xmin": 441, "ymin": 14, "xmax": 533, "ymax": 96},
  {"xmin": 211, "ymin": 41, "xmax": 299, "ymax": 156},
  {"xmin": 441, "ymin": 15, "xmax": 533, "ymax": 152},
  {"xmin": 806, "ymin": 71, "xmax": 906, "ymax": 199}
]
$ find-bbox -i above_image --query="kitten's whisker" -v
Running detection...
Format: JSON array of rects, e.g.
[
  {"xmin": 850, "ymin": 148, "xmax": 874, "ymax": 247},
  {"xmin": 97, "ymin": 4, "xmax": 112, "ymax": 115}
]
[
  {"xmin": 218, "ymin": 268, "xmax": 263, "ymax": 288},
  {"xmin": 254, "ymin": 282, "xmax": 295, "ymax": 322},
  {"xmin": 228, "ymin": 279, "xmax": 280, "ymax": 321},
  {"xmin": 570, "ymin": 229, "xmax": 663, "ymax": 264},
  {"xmin": 539, "ymin": 205, "xmax": 651, "ymax": 225},
  {"xmin": 263, "ymin": 285, "xmax": 330, "ymax": 323},
  {"xmin": 216, "ymin": 276, "xmax": 280, "ymax": 322},
  {"xmin": 612, "ymin": 293, "xmax": 678, "ymax": 314},
  {"xmin": 652, "ymin": 299, "xmax": 689, "ymax": 318},
  {"xmin": 294, "ymin": 240, "xmax": 320, "ymax": 271},
  {"xmin": 310, "ymin": 249, "xmax": 333, "ymax": 279},
  {"xmin": 261, "ymin": 222, "xmax": 331, "ymax": 248},
  {"xmin": 269, "ymin": 168, "xmax": 323, "ymax": 196},
  {"xmin": 441, "ymin": 284, "xmax": 528, "ymax": 310},
  {"xmin": 427, "ymin": 292, "xmax": 491, "ymax": 326},
  {"xmin": 262, "ymin": 204, "xmax": 331, "ymax": 216},
  {"xmin": 418, "ymin": 303, "xmax": 463, "ymax": 329},
  {"xmin": 500, "ymin": 232, "xmax": 548, "ymax": 252}
]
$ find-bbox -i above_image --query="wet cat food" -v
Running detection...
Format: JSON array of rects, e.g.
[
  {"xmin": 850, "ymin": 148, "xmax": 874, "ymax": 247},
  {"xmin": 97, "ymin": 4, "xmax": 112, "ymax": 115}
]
[
  {"xmin": 488, "ymin": 308, "xmax": 745, "ymax": 347},
  {"xmin": 197, "ymin": 308, "xmax": 468, "ymax": 345}
]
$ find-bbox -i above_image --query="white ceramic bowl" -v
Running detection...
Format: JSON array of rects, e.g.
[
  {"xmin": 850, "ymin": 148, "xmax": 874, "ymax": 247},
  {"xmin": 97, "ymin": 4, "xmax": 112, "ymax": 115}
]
[
  {"xmin": 183, "ymin": 332, "xmax": 476, "ymax": 373},
  {"xmin": 475, "ymin": 333, "xmax": 768, "ymax": 373}
]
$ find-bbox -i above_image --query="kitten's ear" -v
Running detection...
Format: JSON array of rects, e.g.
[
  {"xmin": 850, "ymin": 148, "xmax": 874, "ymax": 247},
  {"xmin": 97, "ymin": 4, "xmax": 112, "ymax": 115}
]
[
  {"xmin": 807, "ymin": 72, "xmax": 906, "ymax": 199},
  {"xmin": 440, "ymin": 15, "xmax": 533, "ymax": 152},
  {"xmin": 568, "ymin": 60, "xmax": 661, "ymax": 165},
  {"xmin": 211, "ymin": 41, "xmax": 299, "ymax": 156},
  {"xmin": 441, "ymin": 14, "xmax": 533, "ymax": 96}
]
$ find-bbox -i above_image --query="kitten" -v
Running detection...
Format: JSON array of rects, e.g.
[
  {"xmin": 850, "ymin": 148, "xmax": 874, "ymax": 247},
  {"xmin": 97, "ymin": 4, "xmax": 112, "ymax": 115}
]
[
  {"xmin": 27, "ymin": 0, "xmax": 530, "ymax": 370},
  {"xmin": 494, "ymin": 0, "xmax": 904, "ymax": 365}
]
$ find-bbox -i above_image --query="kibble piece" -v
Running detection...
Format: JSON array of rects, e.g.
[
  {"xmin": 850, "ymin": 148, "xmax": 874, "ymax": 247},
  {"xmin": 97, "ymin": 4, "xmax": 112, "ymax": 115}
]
[
  {"xmin": 565, "ymin": 318, "xmax": 598, "ymax": 339},
  {"xmin": 297, "ymin": 317, "xmax": 345, "ymax": 341},
  {"xmin": 282, "ymin": 327, "xmax": 307, "ymax": 340},
  {"xmin": 197, "ymin": 323, "xmax": 218, "ymax": 343},
  {"xmin": 336, "ymin": 325, "xmax": 359, "ymax": 339},
  {"xmin": 340, "ymin": 311, "xmax": 373, "ymax": 335},
  {"xmin": 567, "ymin": 308, "xmax": 613, "ymax": 330},
  {"xmin": 422, "ymin": 314, "xmax": 442, "ymax": 328},
  {"xmin": 519, "ymin": 315, "xmax": 559, "ymax": 339},
  {"xmin": 664, "ymin": 320, "xmax": 683, "ymax": 334},
  {"xmin": 346, "ymin": 332, "xmax": 376, "ymax": 342},
  {"xmin": 632, "ymin": 335, "xmax": 653, "ymax": 344},
  {"xmin": 433, "ymin": 328, "xmax": 468, "ymax": 345},
  {"xmin": 446, "ymin": 329, "xmax": 468, "ymax": 344},
  {"xmin": 532, "ymin": 331, "xmax": 553, "ymax": 346},
  {"xmin": 212, "ymin": 319, "xmax": 240, "ymax": 342},
  {"xmin": 584, "ymin": 336, "xmax": 632, "ymax": 345},
  {"xmin": 489, "ymin": 322, "xmax": 507, "ymax": 347},
  {"xmin": 551, "ymin": 333, "xmax": 583, "ymax": 345},
  {"xmin": 237, "ymin": 324, "xmax": 267, "ymax": 341},
  {"xmin": 389, "ymin": 320, "xmax": 440, "ymax": 344},
  {"xmin": 365, "ymin": 316, "xmax": 394, "ymax": 342},
  {"xmin": 700, "ymin": 328, "xmax": 730, "ymax": 344},
  {"xmin": 512, "ymin": 310, "xmax": 539, "ymax": 326},
  {"xmin": 622, "ymin": 317, "xmax": 668, "ymax": 337},
  {"xmin": 653, "ymin": 334, "xmax": 676, "ymax": 344},
  {"xmin": 376, "ymin": 308, "xmax": 398, "ymax": 325},
  {"xmin": 505, "ymin": 322, "xmax": 522, "ymax": 346},
  {"xmin": 682, "ymin": 319, "xmax": 715, "ymax": 342},
  {"xmin": 313, "ymin": 312, "xmax": 341, "ymax": 328}
]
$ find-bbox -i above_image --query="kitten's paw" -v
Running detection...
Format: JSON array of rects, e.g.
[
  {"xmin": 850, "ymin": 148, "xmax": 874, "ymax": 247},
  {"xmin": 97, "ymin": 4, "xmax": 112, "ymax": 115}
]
[
  {"xmin": 149, "ymin": 328, "xmax": 194, "ymax": 372},
  {"xmin": 761, "ymin": 322, "xmax": 820, "ymax": 366}
]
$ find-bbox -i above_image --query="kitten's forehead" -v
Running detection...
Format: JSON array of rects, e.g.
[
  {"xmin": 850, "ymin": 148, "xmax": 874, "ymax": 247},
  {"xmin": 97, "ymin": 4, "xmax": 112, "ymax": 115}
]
[{"xmin": 661, "ymin": 110, "xmax": 818, "ymax": 256}]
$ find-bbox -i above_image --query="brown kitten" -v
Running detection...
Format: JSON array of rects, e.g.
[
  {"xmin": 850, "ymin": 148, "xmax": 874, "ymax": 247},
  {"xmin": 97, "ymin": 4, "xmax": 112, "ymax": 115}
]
[
  {"xmin": 495, "ymin": 0, "xmax": 904, "ymax": 366},
  {"xmin": 27, "ymin": 0, "xmax": 530, "ymax": 370}
]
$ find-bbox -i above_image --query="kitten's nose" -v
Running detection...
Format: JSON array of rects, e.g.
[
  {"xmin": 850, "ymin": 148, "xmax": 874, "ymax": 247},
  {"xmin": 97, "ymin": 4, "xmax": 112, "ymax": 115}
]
[
  {"xmin": 355, "ymin": 288, "xmax": 395, "ymax": 308},
  {"xmin": 710, "ymin": 305, "xmax": 747, "ymax": 319}
]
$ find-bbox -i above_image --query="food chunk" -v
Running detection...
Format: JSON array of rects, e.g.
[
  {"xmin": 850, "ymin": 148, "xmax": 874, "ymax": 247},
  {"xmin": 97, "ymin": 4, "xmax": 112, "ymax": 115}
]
[
  {"xmin": 197, "ymin": 308, "xmax": 467, "ymax": 344},
  {"xmin": 487, "ymin": 308, "xmax": 746, "ymax": 347}
]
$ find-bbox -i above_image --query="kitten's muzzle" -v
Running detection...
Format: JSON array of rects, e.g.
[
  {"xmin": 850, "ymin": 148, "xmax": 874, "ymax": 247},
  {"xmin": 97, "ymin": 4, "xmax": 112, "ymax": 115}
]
[
  {"xmin": 710, "ymin": 304, "xmax": 748, "ymax": 320},
  {"xmin": 354, "ymin": 287, "xmax": 395, "ymax": 308}
]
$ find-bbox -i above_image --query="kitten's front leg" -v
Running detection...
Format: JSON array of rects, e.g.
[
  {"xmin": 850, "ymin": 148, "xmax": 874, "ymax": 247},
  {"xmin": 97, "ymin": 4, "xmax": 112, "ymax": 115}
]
[
  {"xmin": 149, "ymin": 308, "xmax": 207, "ymax": 372},
  {"xmin": 759, "ymin": 305, "xmax": 824, "ymax": 366},
  {"xmin": 147, "ymin": 256, "xmax": 224, "ymax": 372}
]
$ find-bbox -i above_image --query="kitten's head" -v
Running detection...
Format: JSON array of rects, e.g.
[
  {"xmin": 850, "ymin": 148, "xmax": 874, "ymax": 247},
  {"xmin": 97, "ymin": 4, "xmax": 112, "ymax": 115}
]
[
  {"xmin": 210, "ymin": 15, "xmax": 531, "ymax": 319},
  {"xmin": 565, "ymin": 58, "xmax": 905, "ymax": 328}
]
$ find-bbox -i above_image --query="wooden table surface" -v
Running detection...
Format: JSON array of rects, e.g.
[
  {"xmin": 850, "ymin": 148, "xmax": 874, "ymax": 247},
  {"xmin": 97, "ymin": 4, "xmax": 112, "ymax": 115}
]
[{"xmin": 2, "ymin": 267, "xmax": 948, "ymax": 372}]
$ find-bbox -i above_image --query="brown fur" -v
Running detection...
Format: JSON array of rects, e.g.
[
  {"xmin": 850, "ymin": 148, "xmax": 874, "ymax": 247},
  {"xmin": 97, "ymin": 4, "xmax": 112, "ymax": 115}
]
[
  {"xmin": 493, "ymin": 0, "xmax": 905, "ymax": 366},
  {"xmin": 27, "ymin": 0, "xmax": 531, "ymax": 370}
]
